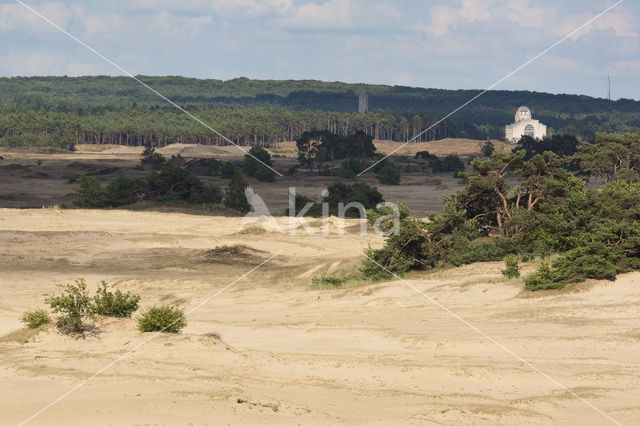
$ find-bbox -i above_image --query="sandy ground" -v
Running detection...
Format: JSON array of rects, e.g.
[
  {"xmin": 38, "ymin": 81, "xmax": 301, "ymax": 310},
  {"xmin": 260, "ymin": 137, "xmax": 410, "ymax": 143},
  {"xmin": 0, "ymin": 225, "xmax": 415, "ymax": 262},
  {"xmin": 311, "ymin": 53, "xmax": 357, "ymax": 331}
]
[
  {"xmin": 272, "ymin": 138, "xmax": 512, "ymax": 158},
  {"xmin": 1, "ymin": 208, "xmax": 639, "ymax": 425}
]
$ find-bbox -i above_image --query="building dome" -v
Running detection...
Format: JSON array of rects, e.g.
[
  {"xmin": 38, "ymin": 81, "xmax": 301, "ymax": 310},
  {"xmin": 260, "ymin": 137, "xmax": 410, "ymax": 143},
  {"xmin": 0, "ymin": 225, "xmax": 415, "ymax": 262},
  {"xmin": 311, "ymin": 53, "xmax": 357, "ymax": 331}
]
[{"xmin": 515, "ymin": 106, "xmax": 531, "ymax": 122}]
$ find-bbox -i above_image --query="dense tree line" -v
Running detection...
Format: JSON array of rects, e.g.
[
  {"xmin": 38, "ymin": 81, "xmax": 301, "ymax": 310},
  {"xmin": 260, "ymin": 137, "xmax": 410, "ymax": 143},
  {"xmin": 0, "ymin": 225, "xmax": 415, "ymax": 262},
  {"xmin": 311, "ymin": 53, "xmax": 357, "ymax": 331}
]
[
  {"xmin": 1, "ymin": 76, "xmax": 639, "ymax": 149},
  {"xmin": 0, "ymin": 106, "xmax": 471, "ymax": 149}
]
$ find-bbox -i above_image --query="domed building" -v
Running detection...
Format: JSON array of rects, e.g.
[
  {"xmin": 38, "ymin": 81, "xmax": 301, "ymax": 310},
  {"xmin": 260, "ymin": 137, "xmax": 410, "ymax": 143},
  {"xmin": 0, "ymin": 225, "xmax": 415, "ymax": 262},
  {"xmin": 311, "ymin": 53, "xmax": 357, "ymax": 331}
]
[{"xmin": 505, "ymin": 106, "xmax": 546, "ymax": 143}]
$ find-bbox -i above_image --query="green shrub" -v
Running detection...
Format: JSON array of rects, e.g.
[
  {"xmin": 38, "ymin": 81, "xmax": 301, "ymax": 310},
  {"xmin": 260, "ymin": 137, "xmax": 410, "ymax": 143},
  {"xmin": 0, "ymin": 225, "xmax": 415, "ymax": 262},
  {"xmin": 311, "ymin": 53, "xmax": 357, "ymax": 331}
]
[
  {"xmin": 451, "ymin": 240, "xmax": 506, "ymax": 266},
  {"xmin": 73, "ymin": 175, "xmax": 108, "ymax": 208},
  {"xmin": 482, "ymin": 141, "xmax": 495, "ymax": 157},
  {"xmin": 343, "ymin": 159, "xmax": 362, "ymax": 174},
  {"xmin": 502, "ymin": 254, "xmax": 521, "ymax": 278},
  {"xmin": 93, "ymin": 281, "xmax": 140, "ymax": 318},
  {"xmin": 45, "ymin": 278, "xmax": 94, "ymax": 333},
  {"xmin": 524, "ymin": 263, "xmax": 565, "ymax": 290},
  {"xmin": 244, "ymin": 146, "xmax": 276, "ymax": 182},
  {"xmin": 205, "ymin": 158, "xmax": 221, "ymax": 176},
  {"xmin": 224, "ymin": 169, "xmax": 251, "ymax": 213},
  {"xmin": 335, "ymin": 168, "xmax": 356, "ymax": 179},
  {"xmin": 140, "ymin": 141, "xmax": 166, "ymax": 169},
  {"xmin": 104, "ymin": 175, "xmax": 145, "ymax": 206},
  {"xmin": 21, "ymin": 309, "xmax": 51, "ymax": 328},
  {"xmin": 311, "ymin": 275, "xmax": 345, "ymax": 288},
  {"xmin": 221, "ymin": 161, "xmax": 238, "ymax": 178},
  {"xmin": 374, "ymin": 161, "xmax": 401, "ymax": 185},
  {"xmin": 322, "ymin": 182, "xmax": 384, "ymax": 218},
  {"xmin": 137, "ymin": 305, "xmax": 187, "ymax": 333},
  {"xmin": 432, "ymin": 154, "xmax": 465, "ymax": 174}
]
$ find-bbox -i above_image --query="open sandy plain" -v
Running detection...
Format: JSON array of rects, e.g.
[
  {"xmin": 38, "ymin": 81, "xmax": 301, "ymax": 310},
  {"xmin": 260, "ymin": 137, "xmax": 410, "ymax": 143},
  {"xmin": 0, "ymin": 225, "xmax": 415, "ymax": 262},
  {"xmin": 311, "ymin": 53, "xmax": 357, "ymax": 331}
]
[{"xmin": 1, "ymin": 208, "xmax": 640, "ymax": 425}]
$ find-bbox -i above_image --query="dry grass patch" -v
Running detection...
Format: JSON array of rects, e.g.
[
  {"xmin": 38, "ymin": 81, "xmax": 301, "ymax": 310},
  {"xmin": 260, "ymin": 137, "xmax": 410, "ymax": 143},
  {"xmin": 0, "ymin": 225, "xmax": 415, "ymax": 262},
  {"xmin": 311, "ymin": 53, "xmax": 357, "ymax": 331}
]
[{"xmin": 237, "ymin": 224, "xmax": 268, "ymax": 235}]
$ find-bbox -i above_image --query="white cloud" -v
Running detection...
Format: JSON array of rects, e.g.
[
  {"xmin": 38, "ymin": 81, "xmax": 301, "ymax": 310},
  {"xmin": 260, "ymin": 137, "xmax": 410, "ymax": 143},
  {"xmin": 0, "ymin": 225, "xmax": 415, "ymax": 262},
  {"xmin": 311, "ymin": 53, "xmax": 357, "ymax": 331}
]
[
  {"xmin": 0, "ymin": 2, "xmax": 76, "ymax": 34},
  {"xmin": 82, "ymin": 13, "xmax": 124, "ymax": 39},
  {"xmin": 145, "ymin": 12, "xmax": 213, "ymax": 40},
  {"xmin": 412, "ymin": 0, "xmax": 492, "ymax": 36},
  {"xmin": 558, "ymin": 9, "xmax": 638, "ymax": 40},
  {"xmin": 277, "ymin": 0, "xmax": 356, "ymax": 30},
  {"xmin": 501, "ymin": 0, "xmax": 548, "ymax": 29},
  {"xmin": 127, "ymin": 0, "xmax": 293, "ymax": 19}
]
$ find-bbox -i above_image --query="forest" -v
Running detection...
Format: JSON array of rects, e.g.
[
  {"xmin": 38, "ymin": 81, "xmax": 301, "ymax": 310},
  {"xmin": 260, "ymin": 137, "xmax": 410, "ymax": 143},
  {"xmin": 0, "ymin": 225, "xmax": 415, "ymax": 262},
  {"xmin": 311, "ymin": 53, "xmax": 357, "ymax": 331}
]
[{"xmin": 1, "ymin": 76, "xmax": 639, "ymax": 149}]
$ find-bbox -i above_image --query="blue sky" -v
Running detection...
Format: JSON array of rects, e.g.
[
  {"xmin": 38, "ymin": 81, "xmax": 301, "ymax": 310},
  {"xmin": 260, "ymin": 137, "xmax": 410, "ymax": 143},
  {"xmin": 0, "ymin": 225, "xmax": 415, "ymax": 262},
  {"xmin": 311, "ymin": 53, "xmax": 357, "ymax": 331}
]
[{"xmin": 1, "ymin": 0, "xmax": 638, "ymax": 99}]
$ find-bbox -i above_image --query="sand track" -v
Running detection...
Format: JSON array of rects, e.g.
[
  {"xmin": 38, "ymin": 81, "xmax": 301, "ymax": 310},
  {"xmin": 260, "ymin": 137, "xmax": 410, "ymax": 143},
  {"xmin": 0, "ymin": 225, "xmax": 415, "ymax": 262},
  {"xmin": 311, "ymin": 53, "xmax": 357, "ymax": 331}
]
[{"xmin": 1, "ymin": 209, "xmax": 639, "ymax": 424}]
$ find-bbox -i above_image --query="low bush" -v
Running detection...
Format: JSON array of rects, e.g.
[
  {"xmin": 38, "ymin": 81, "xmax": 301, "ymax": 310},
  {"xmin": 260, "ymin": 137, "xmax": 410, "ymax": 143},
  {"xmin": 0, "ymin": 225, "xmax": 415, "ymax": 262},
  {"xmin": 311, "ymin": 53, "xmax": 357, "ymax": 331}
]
[
  {"xmin": 311, "ymin": 275, "xmax": 345, "ymax": 288},
  {"xmin": 21, "ymin": 309, "xmax": 51, "ymax": 329},
  {"xmin": 343, "ymin": 159, "xmax": 363, "ymax": 174},
  {"xmin": 93, "ymin": 281, "xmax": 140, "ymax": 318},
  {"xmin": 238, "ymin": 224, "xmax": 267, "ymax": 235},
  {"xmin": 45, "ymin": 278, "xmax": 94, "ymax": 333},
  {"xmin": 432, "ymin": 154, "xmax": 465, "ymax": 175},
  {"xmin": 482, "ymin": 141, "xmax": 495, "ymax": 157},
  {"xmin": 335, "ymin": 168, "xmax": 356, "ymax": 179},
  {"xmin": 137, "ymin": 305, "xmax": 187, "ymax": 333},
  {"xmin": 374, "ymin": 161, "xmax": 401, "ymax": 185},
  {"xmin": 524, "ymin": 263, "xmax": 566, "ymax": 290},
  {"xmin": 73, "ymin": 175, "xmax": 108, "ymax": 208}
]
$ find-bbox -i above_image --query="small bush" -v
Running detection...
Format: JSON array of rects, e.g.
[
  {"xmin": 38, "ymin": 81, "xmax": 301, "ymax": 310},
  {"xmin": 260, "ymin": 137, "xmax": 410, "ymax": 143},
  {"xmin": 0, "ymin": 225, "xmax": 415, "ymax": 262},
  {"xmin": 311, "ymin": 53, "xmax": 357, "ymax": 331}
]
[
  {"xmin": 238, "ymin": 224, "xmax": 267, "ymax": 235},
  {"xmin": 482, "ymin": 141, "xmax": 495, "ymax": 157},
  {"xmin": 137, "ymin": 305, "xmax": 187, "ymax": 333},
  {"xmin": 21, "ymin": 309, "xmax": 51, "ymax": 328},
  {"xmin": 224, "ymin": 169, "xmax": 251, "ymax": 213},
  {"xmin": 73, "ymin": 175, "xmax": 108, "ymax": 208},
  {"xmin": 93, "ymin": 281, "xmax": 140, "ymax": 318},
  {"xmin": 335, "ymin": 168, "xmax": 356, "ymax": 179},
  {"xmin": 343, "ymin": 159, "xmax": 363, "ymax": 174},
  {"xmin": 207, "ymin": 244, "xmax": 251, "ymax": 257},
  {"xmin": 220, "ymin": 161, "xmax": 238, "ymax": 178},
  {"xmin": 45, "ymin": 278, "xmax": 94, "ymax": 333},
  {"xmin": 524, "ymin": 263, "xmax": 565, "ymax": 291},
  {"xmin": 502, "ymin": 254, "xmax": 521, "ymax": 278},
  {"xmin": 374, "ymin": 162, "xmax": 401, "ymax": 185},
  {"xmin": 311, "ymin": 275, "xmax": 345, "ymax": 288}
]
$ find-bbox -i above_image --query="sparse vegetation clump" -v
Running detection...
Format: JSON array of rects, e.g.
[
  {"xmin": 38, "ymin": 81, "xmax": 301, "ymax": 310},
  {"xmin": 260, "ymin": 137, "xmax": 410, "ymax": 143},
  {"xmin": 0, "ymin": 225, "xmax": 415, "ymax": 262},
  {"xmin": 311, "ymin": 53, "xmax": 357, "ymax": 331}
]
[
  {"xmin": 21, "ymin": 309, "xmax": 51, "ymax": 329},
  {"xmin": 207, "ymin": 244, "xmax": 253, "ymax": 258},
  {"xmin": 238, "ymin": 224, "xmax": 267, "ymax": 235},
  {"xmin": 45, "ymin": 278, "xmax": 94, "ymax": 333},
  {"xmin": 93, "ymin": 281, "xmax": 140, "ymax": 318},
  {"xmin": 502, "ymin": 255, "xmax": 520, "ymax": 279},
  {"xmin": 137, "ymin": 305, "xmax": 187, "ymax": 333}
]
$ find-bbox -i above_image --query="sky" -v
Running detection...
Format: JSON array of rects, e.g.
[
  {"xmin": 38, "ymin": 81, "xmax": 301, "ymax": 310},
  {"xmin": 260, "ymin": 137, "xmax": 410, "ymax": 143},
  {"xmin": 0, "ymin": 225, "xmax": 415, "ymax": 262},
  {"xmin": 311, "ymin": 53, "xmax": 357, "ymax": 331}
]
[{"xmin": 0, "ymin": 0, "xmax": 639, "ymax": 99}]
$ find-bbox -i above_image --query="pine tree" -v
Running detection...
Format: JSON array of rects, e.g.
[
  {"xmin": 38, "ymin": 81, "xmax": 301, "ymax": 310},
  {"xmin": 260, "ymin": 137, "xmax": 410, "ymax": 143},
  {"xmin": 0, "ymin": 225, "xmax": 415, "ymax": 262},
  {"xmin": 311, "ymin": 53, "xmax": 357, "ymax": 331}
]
[{"xmin": 224, "ymin": 169, "xmax": 251, "ymax": 213}]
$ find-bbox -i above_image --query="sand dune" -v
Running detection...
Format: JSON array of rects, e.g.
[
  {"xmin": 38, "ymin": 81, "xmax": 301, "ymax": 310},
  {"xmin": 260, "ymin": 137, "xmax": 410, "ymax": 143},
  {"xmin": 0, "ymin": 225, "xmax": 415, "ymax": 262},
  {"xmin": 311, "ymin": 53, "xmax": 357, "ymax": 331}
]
[{"xmin": 1, "ymin": 208, "xmax": 639, "ymax": 424}]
